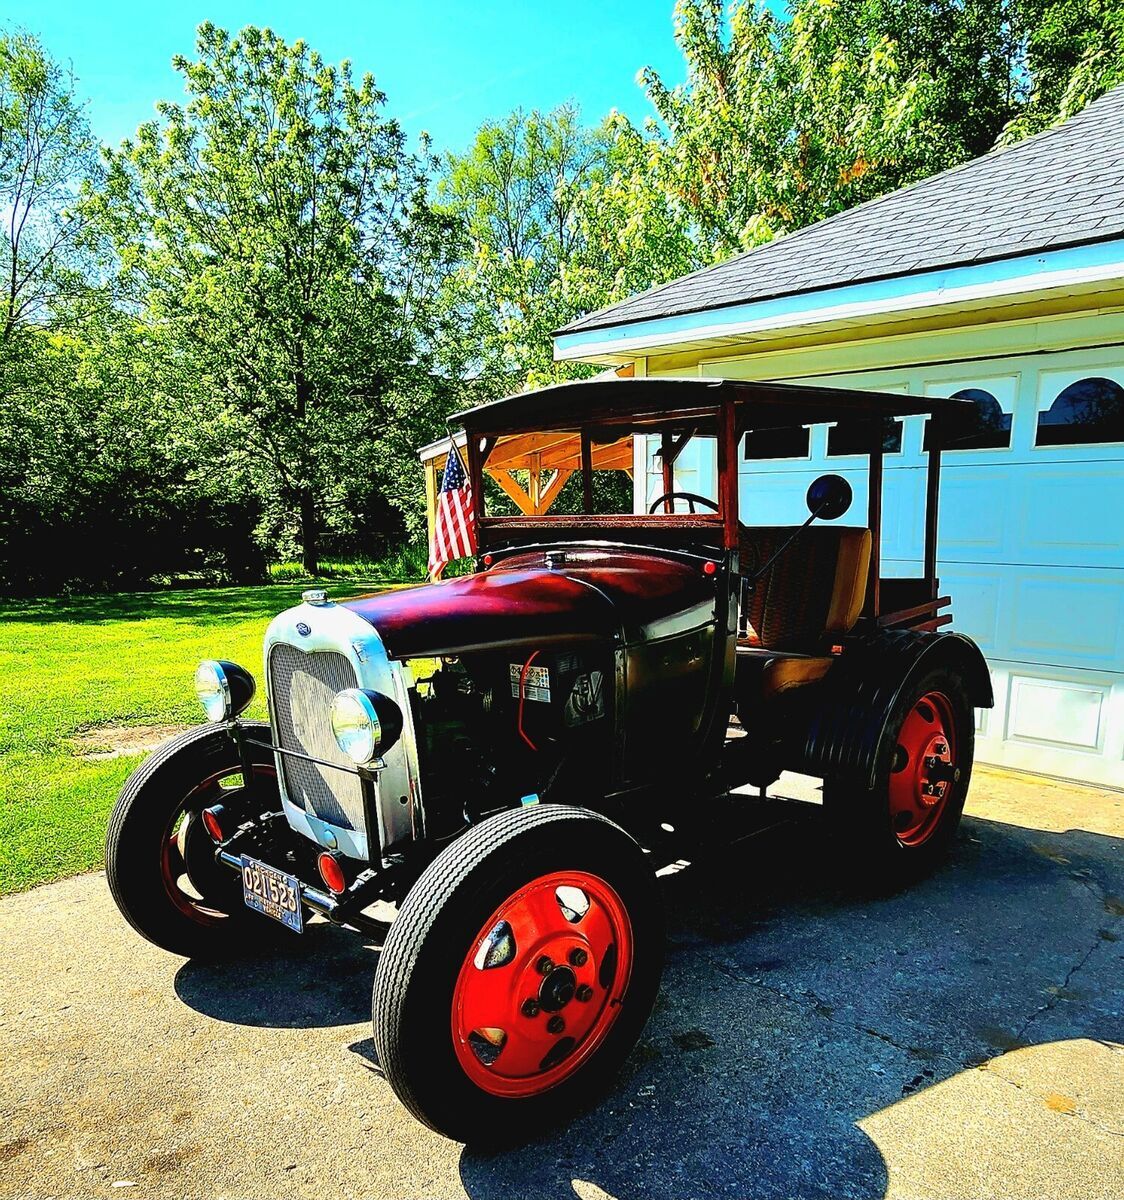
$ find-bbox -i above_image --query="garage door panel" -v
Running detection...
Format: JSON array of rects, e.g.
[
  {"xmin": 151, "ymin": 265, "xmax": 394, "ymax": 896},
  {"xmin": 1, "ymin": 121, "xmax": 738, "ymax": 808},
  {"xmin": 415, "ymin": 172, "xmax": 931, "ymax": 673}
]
[
  {"xmin": 1017, "ymin": 461, "xmax": 1124, "ymax": 565},
  {"xmin": 937, "ymin": 467, "xmax": 1008, "ymax": 557},
  {"xmin": 938, "ymin": 569, "xmax": 1003, "ymax": 653},
  {"xmin": 1008, "ymin": 572, "xmax": 1124, "ymax": 666},
  {"xmin": 740, "ymin": 467, "xmax": 869, "ymax": 525},
  {"xmin": 1006, "ymin": 672, "xmax": 1110, "ymax": 753},
  {"xmin": 882, "ymin": 466, "xmax": 925, "ymax": 561}
]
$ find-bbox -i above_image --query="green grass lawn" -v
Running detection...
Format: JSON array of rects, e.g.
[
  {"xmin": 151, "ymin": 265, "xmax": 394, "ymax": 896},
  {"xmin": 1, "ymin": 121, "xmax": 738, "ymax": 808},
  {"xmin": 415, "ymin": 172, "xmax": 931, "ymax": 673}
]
[{"xmin": 0, "ymin": 576, "xmax": 408, "ymax": 895}]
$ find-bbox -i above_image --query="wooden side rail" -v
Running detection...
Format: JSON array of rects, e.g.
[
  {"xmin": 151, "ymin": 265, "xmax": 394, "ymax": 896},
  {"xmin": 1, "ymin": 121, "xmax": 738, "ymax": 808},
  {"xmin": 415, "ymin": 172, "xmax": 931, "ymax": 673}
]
[{"xmin": 878, "ymin": 595, "xmax": 952, "ymax": 630}]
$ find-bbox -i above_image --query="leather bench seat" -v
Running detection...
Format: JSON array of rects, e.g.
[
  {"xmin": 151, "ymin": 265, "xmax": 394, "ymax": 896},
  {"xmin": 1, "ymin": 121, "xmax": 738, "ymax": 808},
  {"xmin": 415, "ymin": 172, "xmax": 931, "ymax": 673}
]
[{"xmin": 737, "ymin": 525, "xmax": 872, "ymax": 696}]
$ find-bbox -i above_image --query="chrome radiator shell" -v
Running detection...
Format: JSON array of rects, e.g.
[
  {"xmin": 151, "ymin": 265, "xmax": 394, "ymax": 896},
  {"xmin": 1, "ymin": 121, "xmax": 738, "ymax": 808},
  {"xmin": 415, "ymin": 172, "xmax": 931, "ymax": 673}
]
[{"xmin": 263, "ymin": 598, "xmax": 423, "ymax": 862}]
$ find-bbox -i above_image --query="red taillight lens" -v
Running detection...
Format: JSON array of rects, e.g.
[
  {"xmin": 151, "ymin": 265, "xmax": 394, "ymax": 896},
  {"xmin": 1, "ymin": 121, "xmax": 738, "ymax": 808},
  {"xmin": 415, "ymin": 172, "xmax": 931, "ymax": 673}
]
[
  {"xmin": 483, "ymin": 553, "xmax": 494, "ymax": 566},
  {"xmin": 201, "ymin": 806, "xmax": 226, "ymax": 844},
  {"xmin": 703, "ymin": 561, "xmax": 717, "ymax": 576},
  {"xmin": 318, "ymin": 852, "xmax": 347, "ymax": 895}
]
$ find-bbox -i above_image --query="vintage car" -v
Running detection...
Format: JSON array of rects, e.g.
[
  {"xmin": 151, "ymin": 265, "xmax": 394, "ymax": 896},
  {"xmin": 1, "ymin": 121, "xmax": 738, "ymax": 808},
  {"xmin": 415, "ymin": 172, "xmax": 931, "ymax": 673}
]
[{"xmin": 106, "ymin": 376, "xmax": 993, "ymax": 1143}]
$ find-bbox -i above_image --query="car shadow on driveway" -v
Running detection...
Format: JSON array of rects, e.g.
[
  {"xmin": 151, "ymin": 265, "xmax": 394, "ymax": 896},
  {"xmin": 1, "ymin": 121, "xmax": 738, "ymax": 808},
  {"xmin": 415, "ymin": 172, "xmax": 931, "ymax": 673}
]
[
  {"xmin": 456, "ymin": 809, "xmax": 1123, "ymax": 1200},
  {"xmin": 174, "ymin": 921, "xmax": 379, "ymax": 1028}
]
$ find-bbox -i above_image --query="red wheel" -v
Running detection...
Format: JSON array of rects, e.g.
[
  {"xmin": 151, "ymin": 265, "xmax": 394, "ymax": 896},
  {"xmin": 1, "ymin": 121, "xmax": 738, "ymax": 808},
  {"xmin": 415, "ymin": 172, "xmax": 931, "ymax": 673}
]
[
  {"xmin": 372, "ymin": 805, "xmax": 663, "ymax": 1144},
  {"xmin": 157, "ymin": 763, "xmax": 276, "ymax": 926},
  {"xmin": 888, "ymin": 691, "xmax": 961, "ymax": 848},
  {"xmin": 451, "ymin": 870, "xmax": 633, "ymax": 1097},
  {"xmin": 822, "ymin": 667, "xmax": 975, "ymax": 887}
]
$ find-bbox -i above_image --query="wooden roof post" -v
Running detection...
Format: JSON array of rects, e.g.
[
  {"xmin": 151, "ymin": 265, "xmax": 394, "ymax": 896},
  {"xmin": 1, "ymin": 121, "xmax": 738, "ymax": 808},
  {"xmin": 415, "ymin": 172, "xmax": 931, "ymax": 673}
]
[
  {"xmin": 424, "ymin": 455, "xmax": 440, "ymax": 562},
  {"xmin": 864, "ymin": 420, "xmax": 884, "ymax": 618},
  {"xmin": 719, "ymin": 398, "xmax": 738, "ymax": 551},
  {"xmin": 580, "ymin": 428, "xmax": 594, "ymax": 513},
  {"xmin": 924, "ymin": 414, "xmax": 943, "ymax": 599}
]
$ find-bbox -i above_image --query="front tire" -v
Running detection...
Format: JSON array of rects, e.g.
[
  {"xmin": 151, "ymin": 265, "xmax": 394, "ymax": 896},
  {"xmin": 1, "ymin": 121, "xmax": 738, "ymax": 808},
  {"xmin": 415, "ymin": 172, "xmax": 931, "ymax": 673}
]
[
  {"xmin": 372, "ymin": 805, "xmax": 663, "ymax": 1144},
  {"xmin": 823, "ymin": 666, "xmax": 975, "ymax": 888},
  {"xmin": 105, "ymin": 723, "xmax": 279, "ymax": 958}
]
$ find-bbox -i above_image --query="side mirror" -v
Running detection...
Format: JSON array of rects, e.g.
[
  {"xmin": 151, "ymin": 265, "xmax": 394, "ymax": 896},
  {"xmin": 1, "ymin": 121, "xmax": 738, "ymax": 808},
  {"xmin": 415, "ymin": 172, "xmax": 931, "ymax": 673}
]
[{"xmin": 806, "ymin": 473, "xmax": 852, "ymax": 520}]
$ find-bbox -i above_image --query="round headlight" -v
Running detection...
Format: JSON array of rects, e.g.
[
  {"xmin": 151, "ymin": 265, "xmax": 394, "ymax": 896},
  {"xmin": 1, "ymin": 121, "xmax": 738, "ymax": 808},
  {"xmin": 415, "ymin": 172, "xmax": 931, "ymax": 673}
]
[
  {"xmin": 193, "ymin": 659, "xmax": 255, "ymax": 722},
  {"xmin": 330, "ymin": 688, "xmax": 403, "ymax": 765}
]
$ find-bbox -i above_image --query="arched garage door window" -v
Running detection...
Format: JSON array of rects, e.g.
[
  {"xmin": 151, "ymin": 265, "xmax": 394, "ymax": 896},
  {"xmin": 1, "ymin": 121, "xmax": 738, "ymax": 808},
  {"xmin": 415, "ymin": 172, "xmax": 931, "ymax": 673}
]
[
  {"xmin": 1036, "ymin": 376, "xmax": 1124, "ymax": 447},
  {"xmin": 924, "ymin": 387, "xmax": 1011, "ymax": 450}
]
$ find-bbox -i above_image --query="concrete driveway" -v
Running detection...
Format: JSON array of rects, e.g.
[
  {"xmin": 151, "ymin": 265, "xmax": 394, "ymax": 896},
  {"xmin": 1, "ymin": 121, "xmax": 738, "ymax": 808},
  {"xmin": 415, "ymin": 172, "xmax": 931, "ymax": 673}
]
[{"xmin": 1, "ymin": 766, "xmax": 1121, "ymax": 1200}]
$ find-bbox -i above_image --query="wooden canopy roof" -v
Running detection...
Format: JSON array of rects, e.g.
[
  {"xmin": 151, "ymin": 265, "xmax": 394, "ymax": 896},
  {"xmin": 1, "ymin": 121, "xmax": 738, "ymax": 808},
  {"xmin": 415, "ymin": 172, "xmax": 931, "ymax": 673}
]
[{"xmin": 455, "ymin": 376, "xmax": 971, "ymax": 436}]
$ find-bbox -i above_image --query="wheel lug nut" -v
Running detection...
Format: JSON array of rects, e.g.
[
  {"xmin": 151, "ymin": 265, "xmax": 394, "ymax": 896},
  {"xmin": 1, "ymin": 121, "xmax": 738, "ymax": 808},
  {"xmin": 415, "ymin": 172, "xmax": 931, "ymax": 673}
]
[
  {"xmin": 536, "ymin": 956, "xmax": 554, "ymax": 975},
  {"xmin": 521, "ymin": 998, "xmax": 540, "ymax": 1018},
  {"xmin": 568, "ymin": 948, "xmax": 588, "ymax": 967},
  {"xmin": 576, "ymin": 984, "xmax": 593, "ymax": 1002},
  {"xmin": 547, "ymin": 1016, "xmax": 565, "ymax": 1034}
]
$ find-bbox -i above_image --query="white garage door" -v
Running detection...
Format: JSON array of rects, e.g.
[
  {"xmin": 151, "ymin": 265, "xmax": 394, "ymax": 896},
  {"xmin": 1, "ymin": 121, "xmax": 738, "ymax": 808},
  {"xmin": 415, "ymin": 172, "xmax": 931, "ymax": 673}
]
[{"xmin": 651, "ymin": 349, "xmax": 1124, "ymax": 788}]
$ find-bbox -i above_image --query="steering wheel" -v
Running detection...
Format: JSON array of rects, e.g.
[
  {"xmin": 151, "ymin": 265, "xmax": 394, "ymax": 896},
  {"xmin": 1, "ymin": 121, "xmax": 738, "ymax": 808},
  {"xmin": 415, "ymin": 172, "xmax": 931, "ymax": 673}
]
[{"xmin": 648, "ymin": 491, "xmax": 720, "ymax": 514}]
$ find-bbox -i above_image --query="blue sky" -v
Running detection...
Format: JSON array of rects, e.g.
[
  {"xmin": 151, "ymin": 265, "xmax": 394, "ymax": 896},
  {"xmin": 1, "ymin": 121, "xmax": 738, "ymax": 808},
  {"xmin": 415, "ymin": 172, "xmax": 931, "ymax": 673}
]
[{"xmin": 5, "ymin": 1, "xmax": 688, "ymax": 155}]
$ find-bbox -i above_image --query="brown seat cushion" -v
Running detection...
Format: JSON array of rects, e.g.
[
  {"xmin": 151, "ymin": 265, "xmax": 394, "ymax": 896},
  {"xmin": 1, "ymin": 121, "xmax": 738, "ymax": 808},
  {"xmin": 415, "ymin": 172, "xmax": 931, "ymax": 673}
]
[{"xmin": 738, "ymin": 525, "xmax": 872, "ymax": 652}]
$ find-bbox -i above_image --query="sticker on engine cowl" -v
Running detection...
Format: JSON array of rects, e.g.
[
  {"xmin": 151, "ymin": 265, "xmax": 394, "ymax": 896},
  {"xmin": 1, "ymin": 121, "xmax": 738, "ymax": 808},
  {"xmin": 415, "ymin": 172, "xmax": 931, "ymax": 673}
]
[
  {"xmin": 510, "ymin": 663, "xmax": 551, "ymax": 702},
  {"xmin": 564, "ymin": 671, "xmax": 605, "ymax": 726}
]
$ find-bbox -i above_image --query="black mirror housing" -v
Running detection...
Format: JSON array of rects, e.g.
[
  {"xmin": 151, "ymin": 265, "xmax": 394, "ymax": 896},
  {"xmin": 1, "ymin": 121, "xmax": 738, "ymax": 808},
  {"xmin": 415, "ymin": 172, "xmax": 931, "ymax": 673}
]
[{"xmin": 806, "ymin": 473, "xmax": 853, "ymax": 520}]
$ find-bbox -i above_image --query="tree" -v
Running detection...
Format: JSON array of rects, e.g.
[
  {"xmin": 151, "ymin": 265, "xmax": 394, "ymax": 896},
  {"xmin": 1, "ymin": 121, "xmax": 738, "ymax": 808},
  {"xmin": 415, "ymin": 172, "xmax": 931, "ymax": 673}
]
[
  {"xmin": 0, "ymin": 31, "xmax": 99, "ymax": 344},
  {"xmin": 0, "ymin": 31, "xmax": 101, "ymax": 364},
  {"xmin": 637, "ymin": 0, "xmax": 956, "ymax": 261},
  {"xmin": 438, "ymin": 104, "xmax": 696, "ymax": 390},
  {"xmin": 91, "ymin": 23, "xmax": 457, "ymax": 574},
  {"xmin": 862, "ymin": 1, "xmax": 1022, "ymax": 161},
  {"xmin": 1002, "ymin": 0, "xmax": 1124, "ymax": 140}
]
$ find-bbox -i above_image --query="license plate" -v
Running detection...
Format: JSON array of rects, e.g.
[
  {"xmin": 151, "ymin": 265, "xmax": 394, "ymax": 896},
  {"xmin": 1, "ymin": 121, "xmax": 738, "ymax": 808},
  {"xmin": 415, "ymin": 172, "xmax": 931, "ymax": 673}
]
[{"xmin": 240, "ymin": 854, "xmax": 303, "ymax": 933}]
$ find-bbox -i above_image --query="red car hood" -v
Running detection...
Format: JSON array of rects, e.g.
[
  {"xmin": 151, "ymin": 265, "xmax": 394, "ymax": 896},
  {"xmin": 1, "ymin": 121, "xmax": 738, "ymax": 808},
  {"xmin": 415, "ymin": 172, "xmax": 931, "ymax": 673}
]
[{"xmin": 344, "ymin": 550, "xmax": 716, "ymax": 658}]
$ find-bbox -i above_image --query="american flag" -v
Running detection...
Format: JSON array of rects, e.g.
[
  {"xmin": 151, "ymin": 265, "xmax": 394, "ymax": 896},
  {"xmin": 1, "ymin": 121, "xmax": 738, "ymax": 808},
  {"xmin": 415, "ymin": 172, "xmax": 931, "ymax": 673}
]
[{"xmin": 429, "ymin": 441, "xmax": 477, "ymax": 578}]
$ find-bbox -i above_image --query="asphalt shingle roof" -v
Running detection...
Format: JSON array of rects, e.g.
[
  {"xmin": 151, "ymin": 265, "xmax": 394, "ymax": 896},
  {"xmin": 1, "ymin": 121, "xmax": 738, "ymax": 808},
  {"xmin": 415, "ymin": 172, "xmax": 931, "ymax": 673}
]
[{"xmin": 559, "ymin": 84, "xmax": 1124, "ymax": 337}]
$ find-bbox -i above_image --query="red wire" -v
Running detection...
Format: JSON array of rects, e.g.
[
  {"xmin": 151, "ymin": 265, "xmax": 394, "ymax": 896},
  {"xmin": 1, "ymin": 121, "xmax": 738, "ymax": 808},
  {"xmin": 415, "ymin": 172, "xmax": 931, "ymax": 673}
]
[{"xmin": 517, "ymin": 650, "xmax": 540, "ymax": 751}]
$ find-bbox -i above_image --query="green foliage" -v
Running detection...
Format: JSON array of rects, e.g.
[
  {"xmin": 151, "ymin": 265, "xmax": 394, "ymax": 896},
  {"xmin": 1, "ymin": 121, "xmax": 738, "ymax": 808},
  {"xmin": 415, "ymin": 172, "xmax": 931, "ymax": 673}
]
[
  {"xmin": 0, "ymin": 321, "xmax": 265, "ymax": 594},
  {"xmin": 639, "ymin": 0, "xmax": 987, "ymax": 260},
  {"xmin": 89, "ymin": 24, "xmax": 460, "ymax": 574},
  {"xmin": 437, "ymin": 104, "xmax": 697, "ymax": 391},
  {"xmin": 0, "ymin": 29, "xmax": 101, "ymax": 345},
  {"xmin": 1002, "ymin": 0, "xmax": 1124, "ymax": 140}
]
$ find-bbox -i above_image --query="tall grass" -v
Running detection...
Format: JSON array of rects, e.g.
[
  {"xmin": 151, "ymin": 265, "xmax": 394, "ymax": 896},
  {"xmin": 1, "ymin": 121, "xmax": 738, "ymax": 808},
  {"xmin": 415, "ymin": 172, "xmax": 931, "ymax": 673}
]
[{"xmin": 268, "ymin": 542, "xmax": 429, "ymax": 584}]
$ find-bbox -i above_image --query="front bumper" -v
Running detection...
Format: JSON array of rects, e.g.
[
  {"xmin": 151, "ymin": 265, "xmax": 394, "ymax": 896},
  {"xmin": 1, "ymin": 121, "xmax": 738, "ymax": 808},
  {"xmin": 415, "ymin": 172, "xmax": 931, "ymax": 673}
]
[{"xmin": 210, "ymin": 808, "xmax": 396, "ymax": 936}]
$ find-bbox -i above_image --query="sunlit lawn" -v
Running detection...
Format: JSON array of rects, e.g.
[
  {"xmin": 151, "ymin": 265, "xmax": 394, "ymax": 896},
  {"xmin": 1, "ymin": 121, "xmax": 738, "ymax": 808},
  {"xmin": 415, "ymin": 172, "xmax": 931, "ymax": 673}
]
[{"xmin": 0, "ymin": 577, "xmax": 404, "ymax": 895}]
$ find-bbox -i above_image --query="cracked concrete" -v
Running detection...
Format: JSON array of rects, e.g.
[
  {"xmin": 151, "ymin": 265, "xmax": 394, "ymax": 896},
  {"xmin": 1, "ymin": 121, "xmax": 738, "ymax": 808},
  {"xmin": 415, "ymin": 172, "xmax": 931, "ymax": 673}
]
[{"xmin": 0, "ymin": 764, "xmax": 1121, "ymax": 1200}]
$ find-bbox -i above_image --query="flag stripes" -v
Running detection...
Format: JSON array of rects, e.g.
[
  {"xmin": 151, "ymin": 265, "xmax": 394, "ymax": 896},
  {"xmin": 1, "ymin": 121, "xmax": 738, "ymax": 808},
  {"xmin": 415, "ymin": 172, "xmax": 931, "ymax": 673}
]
[{"xmin": 429, "ymin": 441, "xmax": 477, "ymax": 576}]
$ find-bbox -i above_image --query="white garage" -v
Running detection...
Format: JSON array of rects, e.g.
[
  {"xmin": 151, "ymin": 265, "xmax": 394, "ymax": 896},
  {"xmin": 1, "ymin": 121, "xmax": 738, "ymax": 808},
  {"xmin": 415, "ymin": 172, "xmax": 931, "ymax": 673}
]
[{"xmin": 554, "ymin": 88, "xmax": 1124, "ymax": 788}]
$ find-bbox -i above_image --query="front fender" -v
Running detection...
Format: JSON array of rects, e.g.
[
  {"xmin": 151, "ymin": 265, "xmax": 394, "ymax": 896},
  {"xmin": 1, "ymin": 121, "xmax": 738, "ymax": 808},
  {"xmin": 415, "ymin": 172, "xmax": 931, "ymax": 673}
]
[{"xmin": 797, "ymin": 630, "xmax": 993, "ymax": 789}]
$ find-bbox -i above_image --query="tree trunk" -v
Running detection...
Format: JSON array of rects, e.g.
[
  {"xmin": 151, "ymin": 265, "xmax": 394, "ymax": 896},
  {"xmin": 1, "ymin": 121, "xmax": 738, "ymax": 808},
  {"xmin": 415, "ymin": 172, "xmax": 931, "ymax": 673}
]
[{"xmin": 299, "ymin": 487, "xmax": 319, "ymax": 576}]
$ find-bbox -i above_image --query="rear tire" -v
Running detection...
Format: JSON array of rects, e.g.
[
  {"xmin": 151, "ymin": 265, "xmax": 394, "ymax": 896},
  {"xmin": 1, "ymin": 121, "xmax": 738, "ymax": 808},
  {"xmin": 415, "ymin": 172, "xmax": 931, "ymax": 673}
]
[
  {"xmin": 372, "ymin": 805, "xmax": 663, "ymax": 1144},
  {"xmin": 106, "ymin": 723, "xmax": 280, "ymax": 959},
  {"xmin": 823, "ymin": 666, "xmax": 975, "ymax": 889}
]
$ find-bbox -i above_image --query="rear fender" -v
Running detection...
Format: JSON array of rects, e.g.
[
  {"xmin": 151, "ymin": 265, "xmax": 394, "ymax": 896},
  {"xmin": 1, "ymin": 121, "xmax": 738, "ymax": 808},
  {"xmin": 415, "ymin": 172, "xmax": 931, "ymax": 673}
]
[{"xmin": 796, "ymin": 630, "xmax": 993, "ymax": 789}]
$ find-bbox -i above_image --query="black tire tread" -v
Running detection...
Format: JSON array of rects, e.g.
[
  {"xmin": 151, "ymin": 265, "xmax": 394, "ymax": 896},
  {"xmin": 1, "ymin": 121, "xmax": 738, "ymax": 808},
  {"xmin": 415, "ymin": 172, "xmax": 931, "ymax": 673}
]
[
  {"xmin": 823, "ymin": 666, "xmax": 975, "ymax": 889},
  {"xmin": 105, "ymin": 721, "xmax": 273, "ymax": 957},
  {"xmin": 372, "ymin": 804, "xmax": 662, "ymax": 1142}
]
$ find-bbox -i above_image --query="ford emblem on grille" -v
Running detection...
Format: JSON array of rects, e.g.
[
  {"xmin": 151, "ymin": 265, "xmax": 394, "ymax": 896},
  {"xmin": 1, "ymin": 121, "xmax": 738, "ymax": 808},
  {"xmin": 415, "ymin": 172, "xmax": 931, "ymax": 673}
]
[{"xmin": 296, "ymin": 622, "xmax": 311, "ymax": 637}]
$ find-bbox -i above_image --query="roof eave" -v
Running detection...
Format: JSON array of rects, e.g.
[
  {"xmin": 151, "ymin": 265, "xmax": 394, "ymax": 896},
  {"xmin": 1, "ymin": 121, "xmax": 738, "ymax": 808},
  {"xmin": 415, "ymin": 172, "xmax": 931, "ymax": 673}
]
[{"xmin": 553, "ymin": 237, "xmax": 1124, "ymax": 365}]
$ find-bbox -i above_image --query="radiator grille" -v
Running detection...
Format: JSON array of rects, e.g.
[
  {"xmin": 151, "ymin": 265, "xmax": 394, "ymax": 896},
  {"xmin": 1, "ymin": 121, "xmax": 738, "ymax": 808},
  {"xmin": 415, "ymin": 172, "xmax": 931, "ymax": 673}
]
[{"xmin": 267, "ymin": 643, "xmax": 366, "ymax": 831}]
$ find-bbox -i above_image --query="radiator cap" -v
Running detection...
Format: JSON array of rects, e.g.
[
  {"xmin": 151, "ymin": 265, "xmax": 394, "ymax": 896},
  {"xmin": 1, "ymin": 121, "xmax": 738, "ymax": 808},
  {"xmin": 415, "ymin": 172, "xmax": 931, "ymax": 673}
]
[{"xmin": 302, "ymin": 588, "xmax": 330, "ymax": 606}]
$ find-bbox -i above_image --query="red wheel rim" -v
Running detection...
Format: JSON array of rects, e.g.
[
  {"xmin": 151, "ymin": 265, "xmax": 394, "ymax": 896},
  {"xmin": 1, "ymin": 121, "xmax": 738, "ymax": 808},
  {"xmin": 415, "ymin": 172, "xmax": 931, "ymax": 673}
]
[
  {"xmin": 158, "ymin": 763, "xmax": 276, "ymax": 925},
  {"xmin": 888, "ymin": 691, "xmax": 959, "ymax": 847},
  {"xmin": 451, "ymin": 870, "xmax": 634, "ymax": 1097}
]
